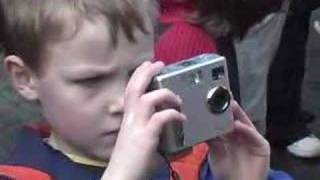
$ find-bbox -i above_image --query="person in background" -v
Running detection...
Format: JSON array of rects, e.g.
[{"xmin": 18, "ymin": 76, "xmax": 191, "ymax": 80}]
[
  {"xmin": 232, "ymin": 0, "xmax": 289, "ymax": 135},
  {"xmin": 195, "ymin": 0, "xmax": 320, "ymax": 159},
  {"xmin": 266, "ymin": 0, "xmax": 320, "ymax": 158},
  {"xmin": 194, "ymin": 0, "xmax": 284, "ymax": 135}
]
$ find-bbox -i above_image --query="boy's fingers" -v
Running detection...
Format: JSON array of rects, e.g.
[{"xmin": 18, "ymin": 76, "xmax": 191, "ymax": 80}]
[
  {"xmin": 207, "ymin": 137, "xmax": 232, "ymax": 177},
  {"xmin": 234, "ymin": 121, "xmax": 261, "ymax": 145},
  {"xmin": 233, "ymin": 121, "xmax": 270, "ymax": 155},
  {"xmin": 141, "ymin": 88, "xmax": 182, "ymax": 109},
  {"xmin": 125, "ymin": 89, "xmax": 182, "ymax": 124},
  {"xmin": 147, "ymin": 109, "xmax": 186, "ymax": 137},
  {"xmin": 126, "ymin": 61, "xmax": 164, "ymax": 99},
  {"xmin": 231, "ymin": 100, "xmax": 255, "ymax": 128},
  {"xmin": 208, "ymin": 137, "xmax": 228, "ymax": 161},
  {"xmin": 125, "ymin": 61, "xmax": 150, "ymax": 99}
]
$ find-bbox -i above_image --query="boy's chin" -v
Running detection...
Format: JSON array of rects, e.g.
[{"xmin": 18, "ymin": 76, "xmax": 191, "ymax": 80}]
[{"xmin": 93, "ymin": 147, "xmax": 115, "ymax": 162}]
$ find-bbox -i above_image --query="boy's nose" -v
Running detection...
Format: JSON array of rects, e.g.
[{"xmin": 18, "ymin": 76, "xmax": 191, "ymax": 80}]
[{"xmin": 108, "ymin": 97, "xmax": 125, "ymax": 116}]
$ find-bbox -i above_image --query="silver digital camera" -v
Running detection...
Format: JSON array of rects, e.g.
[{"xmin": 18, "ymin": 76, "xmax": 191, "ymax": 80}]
[{"xmin": 149, "ymin": 53, "xmax": 234, "ymax": 155}]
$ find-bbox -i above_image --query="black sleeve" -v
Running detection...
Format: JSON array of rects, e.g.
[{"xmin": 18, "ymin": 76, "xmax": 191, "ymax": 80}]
[
  {"xmin": 216, "ymin": 36, "xmax": 241, "ymax": 105},
  {"xmin": 304, "ymin": 0, "xmax": 320, "ymax": 11}
]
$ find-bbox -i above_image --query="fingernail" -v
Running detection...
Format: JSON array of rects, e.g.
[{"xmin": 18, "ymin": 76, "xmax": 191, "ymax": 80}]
[
  {"xmin": 144, "ymin": 61, "xmax": 151, "ymax": 65},
  {"xmin": 155, "ymin": 61, "xmax": 165, "ymax": 66},
  {"xmin": 140, "ymin": 61, "xmax": 148, "ymax": 67}
]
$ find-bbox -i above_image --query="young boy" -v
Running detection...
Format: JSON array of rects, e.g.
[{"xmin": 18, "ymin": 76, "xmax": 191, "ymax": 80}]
[{"xmin": 0, "ymin": 0, "xmax": 271, "ymax": 179}]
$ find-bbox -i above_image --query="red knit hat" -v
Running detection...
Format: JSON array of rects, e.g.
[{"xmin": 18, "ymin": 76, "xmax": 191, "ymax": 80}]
[
  {"xmin": 156, "ymin": 0, "xmax": 216, "ymax": 64},
  {"xmin": 155, "ymin": 22, "xmax": 217, "ymax": 65}
]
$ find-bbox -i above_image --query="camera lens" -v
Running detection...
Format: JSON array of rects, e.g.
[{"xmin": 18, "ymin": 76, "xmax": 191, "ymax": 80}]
[{"xmin": 206, "ymin": 86, "xmax": 231, "ymax": 114}]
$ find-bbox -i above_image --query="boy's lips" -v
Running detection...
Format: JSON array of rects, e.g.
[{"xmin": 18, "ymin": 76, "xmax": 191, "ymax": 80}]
[{"xmin": 100, "ymin": 129, "xmax": 120, "ymax": 144}]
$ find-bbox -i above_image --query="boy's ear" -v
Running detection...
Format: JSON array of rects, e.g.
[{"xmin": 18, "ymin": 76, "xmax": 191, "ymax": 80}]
[{"xmin": 4, "ymin": 55, "xmax": 39, "ymax": 101}]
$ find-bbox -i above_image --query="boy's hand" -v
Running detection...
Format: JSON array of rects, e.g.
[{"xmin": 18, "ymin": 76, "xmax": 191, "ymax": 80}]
[
  {"xmin": 208, "ymin": 101, "xmax": 270, "ymax": 180},
  {"xmin": 102, "ymin": 61, "xmax": 186, "ymax": 180}
]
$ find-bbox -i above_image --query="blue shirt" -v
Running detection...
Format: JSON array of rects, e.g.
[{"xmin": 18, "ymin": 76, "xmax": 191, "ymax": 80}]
[{"xmin": 2, "ymin": 127, "xmax": 293, "ymax": 180}]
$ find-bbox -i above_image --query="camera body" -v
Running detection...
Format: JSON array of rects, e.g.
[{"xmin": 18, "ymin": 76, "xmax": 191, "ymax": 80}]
[{"xmin": 150, "ymin": 54, "xmax": 233, "ymax": 155}]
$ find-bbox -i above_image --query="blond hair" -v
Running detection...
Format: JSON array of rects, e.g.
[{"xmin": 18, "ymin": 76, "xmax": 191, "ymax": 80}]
[{"xmin": 0, "ymin": 0, "xmax": 154, "ymax": 74}]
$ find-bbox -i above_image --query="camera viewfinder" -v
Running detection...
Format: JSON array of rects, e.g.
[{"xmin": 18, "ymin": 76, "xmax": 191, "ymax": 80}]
[{"xmin": 211, "ymin": 66, "xmax": 225, "ymax": 80}]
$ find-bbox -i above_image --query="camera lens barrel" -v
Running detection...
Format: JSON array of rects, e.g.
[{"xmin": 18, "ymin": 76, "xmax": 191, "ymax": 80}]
[{"xmin": 206, "ymin": 86, "xmax": 231, "ymax": 114}]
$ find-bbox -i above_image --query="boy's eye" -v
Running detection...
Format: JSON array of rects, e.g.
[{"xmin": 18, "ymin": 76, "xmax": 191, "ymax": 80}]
[
  {"xmin": 75, "ymin": 76, "xmax": 106, "ymax": 87},
  {"xmin": 128, "ymin": 69, "xmax": 136, "ymax": 78}
]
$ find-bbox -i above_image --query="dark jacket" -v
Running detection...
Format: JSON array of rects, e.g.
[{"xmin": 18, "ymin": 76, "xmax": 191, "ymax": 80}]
[{"xmin": 266, "ymin": 0, "xmax": 320, "ymax": 144}]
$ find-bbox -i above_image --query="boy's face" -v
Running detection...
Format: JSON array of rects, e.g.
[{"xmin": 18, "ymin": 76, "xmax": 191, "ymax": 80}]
[{"xmin": 35, "ymin": 17, "xmax": 154, "ymax": 160}]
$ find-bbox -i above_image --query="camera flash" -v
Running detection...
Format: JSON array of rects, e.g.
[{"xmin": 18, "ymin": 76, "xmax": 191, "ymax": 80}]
[{"xmin": 193, "ymin": 71, "xmax": 202, "ymax": 84}]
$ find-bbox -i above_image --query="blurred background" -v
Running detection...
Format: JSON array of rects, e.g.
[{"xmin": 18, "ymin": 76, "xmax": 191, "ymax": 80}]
[
  {"xmin": 269, "ymin": 9, "xmax": 320, "ymax": 180},
  {"xmin": 0, "ymin": 5, "xmax": 319, "ymax": 180}
]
